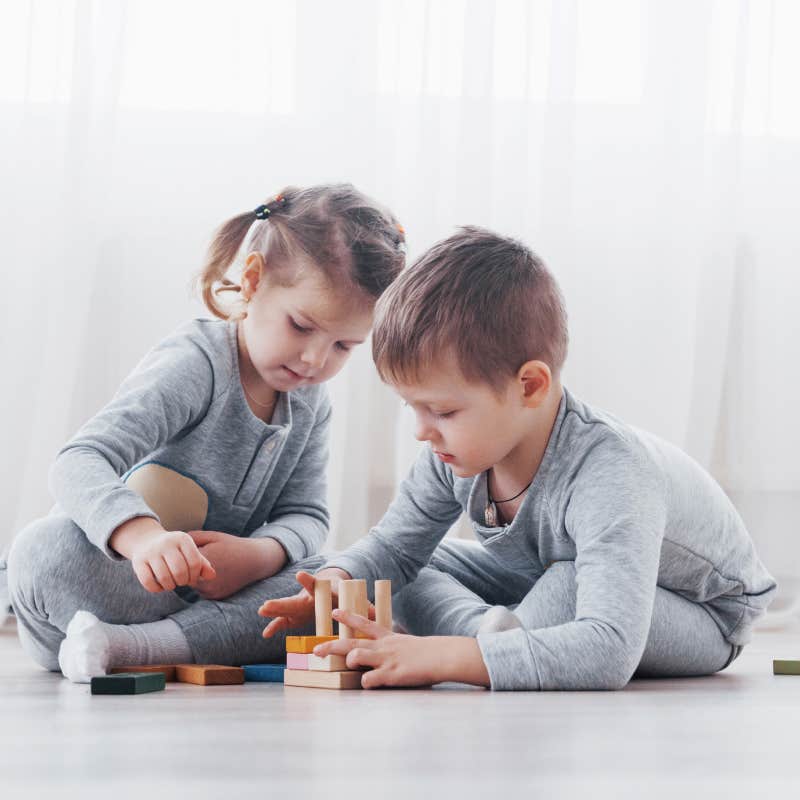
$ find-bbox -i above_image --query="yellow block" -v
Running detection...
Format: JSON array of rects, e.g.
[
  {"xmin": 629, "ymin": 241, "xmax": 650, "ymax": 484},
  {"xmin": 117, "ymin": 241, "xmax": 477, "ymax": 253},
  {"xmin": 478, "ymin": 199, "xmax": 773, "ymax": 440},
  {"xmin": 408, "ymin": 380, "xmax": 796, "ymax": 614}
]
[{"xmin": 285, "ymin": 635, "xmax": 338, "ymax": 654}]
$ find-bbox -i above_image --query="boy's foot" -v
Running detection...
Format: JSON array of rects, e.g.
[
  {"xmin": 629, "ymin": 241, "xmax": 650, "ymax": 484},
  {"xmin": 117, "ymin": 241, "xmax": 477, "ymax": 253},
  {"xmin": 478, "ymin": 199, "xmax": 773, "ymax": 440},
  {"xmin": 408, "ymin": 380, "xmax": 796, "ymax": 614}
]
[
  {"xmin": 477, "ymin": 605, "xmax": 523, "ymax": 634},
  {"xmin": 58, "ymin": 611, "xmax": 193, "ymax": 684}
]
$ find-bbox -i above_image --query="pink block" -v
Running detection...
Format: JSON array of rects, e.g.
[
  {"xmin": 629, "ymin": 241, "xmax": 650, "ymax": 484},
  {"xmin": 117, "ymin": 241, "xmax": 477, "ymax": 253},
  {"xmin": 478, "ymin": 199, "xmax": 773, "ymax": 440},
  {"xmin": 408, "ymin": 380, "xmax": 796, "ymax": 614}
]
[{"xmin": 286, "ymin": 652, "xmax": 309, "ymax": 670}]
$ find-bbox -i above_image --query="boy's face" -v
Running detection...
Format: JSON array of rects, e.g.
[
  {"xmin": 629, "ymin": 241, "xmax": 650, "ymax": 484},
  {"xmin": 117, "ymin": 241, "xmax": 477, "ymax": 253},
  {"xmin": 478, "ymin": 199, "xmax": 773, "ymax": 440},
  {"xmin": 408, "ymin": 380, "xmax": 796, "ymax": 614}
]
[{"xmin": 391, "ymin": 356, "xmax": 527, "ymax": 479}]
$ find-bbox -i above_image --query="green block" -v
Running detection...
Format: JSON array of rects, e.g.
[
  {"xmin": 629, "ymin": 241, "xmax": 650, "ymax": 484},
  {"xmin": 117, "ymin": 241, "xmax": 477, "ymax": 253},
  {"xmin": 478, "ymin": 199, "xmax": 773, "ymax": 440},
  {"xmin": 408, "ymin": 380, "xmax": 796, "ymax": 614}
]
[
  {"xmin": 91, "ymin": 672, "xmax": 167, "ymax": 694},
  {"xmin": 773, "ymin": 660, "xmax": 800, "ymax": 675}
]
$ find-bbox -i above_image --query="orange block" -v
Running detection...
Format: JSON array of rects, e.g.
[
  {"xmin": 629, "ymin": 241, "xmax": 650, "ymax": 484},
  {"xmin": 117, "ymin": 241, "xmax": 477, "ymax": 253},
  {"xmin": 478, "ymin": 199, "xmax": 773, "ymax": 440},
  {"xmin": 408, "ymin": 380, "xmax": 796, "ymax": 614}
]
[
  {"xmin": 111, "ymin": 665, "xmax": 178, "ymax": 681},
  {"xmin": 285, "ymin": 635, "xmax": 338, "ymax": 654},
  {"xmin": 175, "ymin": 664, "xmax": 245, "ymax": 685},
  {"xmin": 283, "ymin": 668, "xmax": 363, "ymax": 690}
]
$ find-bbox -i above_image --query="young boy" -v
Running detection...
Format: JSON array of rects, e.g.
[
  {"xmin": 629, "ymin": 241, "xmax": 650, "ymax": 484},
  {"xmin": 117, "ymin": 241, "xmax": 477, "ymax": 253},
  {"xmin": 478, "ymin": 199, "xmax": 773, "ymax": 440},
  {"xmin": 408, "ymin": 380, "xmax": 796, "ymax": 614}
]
[{"xmin": 261, "ymin": 227, "xmax": 777, "ymax": 691}]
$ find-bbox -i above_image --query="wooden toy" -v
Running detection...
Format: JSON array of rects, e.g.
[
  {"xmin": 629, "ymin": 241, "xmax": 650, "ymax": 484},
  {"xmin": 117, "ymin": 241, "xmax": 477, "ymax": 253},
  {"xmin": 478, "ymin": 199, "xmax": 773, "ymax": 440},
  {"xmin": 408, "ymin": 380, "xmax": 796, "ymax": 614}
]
[
  {"xmin": 91, "ymin": 672, "xmax": 166, "ymax": 695},
  {"xmin": 110, "ymin": 665, "xmax": 177, "ymax": 681},
  {"xmin": 243, "ymin": 664, "xmax": 285, "ymax": 682},
  {"xmin": 286, "ymin": 652, "xmax": 347, "ymax": 671},
  {"xmin": 284, "ymin": 669, "xmax": 363, "ymax": 690},
  {"xmin": 283, "ymin": 578, "xmax": 392, "ymax": 690},
  {"xmin": 773, "ymin": 659, "xmax": 800, "ymax": 675},
  {"xmin": 175, "ymin": 665, "xmax": 245, "ymax": 685},
  {"xmin": 285, "ymin": 635, "xmax": 338, "ymax": 654}
]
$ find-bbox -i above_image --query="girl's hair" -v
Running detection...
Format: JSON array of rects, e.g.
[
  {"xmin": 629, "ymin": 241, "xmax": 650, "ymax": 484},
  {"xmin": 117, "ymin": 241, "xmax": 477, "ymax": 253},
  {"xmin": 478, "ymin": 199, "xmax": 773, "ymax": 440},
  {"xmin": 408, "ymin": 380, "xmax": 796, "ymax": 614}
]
[{"xmin": 197, "ymin": 183, "xmax": 406, "ymax": 320}]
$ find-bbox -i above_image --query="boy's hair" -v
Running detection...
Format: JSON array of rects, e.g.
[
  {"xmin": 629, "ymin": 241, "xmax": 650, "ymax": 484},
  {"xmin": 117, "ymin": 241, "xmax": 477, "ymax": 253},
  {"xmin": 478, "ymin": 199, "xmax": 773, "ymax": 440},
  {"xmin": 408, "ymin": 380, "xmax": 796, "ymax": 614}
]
[
  {"xmin": 197, "ymin": 183, "xmax": 406, "ymax": 319},
  {"xmin": 372, "ymin": 226, "xmax": 568, "ymax": 388}
]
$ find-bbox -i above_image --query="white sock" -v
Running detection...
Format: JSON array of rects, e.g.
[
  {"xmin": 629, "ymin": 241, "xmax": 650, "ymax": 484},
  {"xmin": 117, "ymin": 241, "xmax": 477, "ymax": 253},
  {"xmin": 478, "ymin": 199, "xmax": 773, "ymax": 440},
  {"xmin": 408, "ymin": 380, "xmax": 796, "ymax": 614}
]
[
  {"xmin": 477, "ymin": 605, "xmax": 523, "ymax": 634},
  {"xmin": 58, "ymin": 611, "xmax": 193, "ymax": 684}
]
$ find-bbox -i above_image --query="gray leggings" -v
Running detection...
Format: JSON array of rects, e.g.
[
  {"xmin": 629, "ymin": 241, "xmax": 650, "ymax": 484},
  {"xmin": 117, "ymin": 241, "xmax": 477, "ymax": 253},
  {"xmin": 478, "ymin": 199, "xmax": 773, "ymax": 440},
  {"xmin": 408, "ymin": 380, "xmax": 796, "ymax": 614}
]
[
  {"xmin": 393, "ymin": 539, "xmax": 741, "ymax": 679},
  {"xmin": 6, "ymin": 513, "xmax": 325, "ymax": 671}
]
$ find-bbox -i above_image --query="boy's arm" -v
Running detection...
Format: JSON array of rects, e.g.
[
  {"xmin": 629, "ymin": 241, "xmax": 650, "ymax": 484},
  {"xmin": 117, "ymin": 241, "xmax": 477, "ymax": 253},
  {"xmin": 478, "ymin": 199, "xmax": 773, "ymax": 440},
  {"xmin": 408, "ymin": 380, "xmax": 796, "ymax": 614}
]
[
  {"xmin": 247, "ymin": 391, "xmax": 332, "ymax": 565},
  {"xmin": 477, "ymin": 443, "xmax": 666, "ymax": 691},
  {"xmin": 322, "ymin": 445, "xmax": 464, "ymax": 592},
  {"xmin": 48, "ymin": 335, "xmax": 215, "ymax": 559}
]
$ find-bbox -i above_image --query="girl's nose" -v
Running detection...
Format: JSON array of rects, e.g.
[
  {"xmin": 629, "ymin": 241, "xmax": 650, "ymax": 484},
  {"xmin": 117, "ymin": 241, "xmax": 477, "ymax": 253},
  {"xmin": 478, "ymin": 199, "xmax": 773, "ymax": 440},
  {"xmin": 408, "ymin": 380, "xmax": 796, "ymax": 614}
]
[{"xmin": 300, "ymin": 342, "xmax": 329, "ymax": 373}]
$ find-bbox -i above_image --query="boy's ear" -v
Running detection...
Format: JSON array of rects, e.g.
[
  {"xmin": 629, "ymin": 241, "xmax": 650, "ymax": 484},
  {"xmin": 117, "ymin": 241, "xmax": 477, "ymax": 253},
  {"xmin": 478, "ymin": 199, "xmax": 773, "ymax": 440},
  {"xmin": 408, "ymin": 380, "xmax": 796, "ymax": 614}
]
[
  {"xmin": 241, "ymin": 252, "xmax": 266, "ymax": 299},
  {"xmin": 517, "ymin": 360, "xmax": 552, "ymax": 408}
]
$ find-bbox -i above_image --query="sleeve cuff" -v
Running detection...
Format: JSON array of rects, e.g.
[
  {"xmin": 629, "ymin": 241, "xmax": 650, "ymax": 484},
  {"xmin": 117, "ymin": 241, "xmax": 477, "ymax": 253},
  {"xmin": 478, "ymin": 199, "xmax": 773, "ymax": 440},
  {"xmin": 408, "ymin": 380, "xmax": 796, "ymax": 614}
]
[
  {"xmin": 476, "ymin": 628, "xmax": 542, "ymax": 691},
  {"xmin": 250, "ymin": 514, "xmax": 327, "ymax": 563}
]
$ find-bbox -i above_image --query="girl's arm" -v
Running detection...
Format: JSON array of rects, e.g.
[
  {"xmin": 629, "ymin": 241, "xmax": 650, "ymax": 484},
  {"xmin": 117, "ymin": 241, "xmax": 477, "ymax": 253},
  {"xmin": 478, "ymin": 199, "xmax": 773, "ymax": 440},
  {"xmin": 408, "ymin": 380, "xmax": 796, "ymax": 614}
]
[
  {"xmin": 247, "ymin": 390, "xmax": 332, "ymax": 564},
  {"xmin": 49, "ymin": 331, "xmax": 215, "ymax": 559}
]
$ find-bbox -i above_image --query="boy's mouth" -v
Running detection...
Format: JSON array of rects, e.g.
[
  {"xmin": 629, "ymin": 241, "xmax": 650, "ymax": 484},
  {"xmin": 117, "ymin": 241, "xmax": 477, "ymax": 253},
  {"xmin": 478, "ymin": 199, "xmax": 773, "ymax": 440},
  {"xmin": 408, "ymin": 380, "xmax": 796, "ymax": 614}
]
[{"xmin": 434, "ymin": 451, "xmax": 455, "ymax": 463}]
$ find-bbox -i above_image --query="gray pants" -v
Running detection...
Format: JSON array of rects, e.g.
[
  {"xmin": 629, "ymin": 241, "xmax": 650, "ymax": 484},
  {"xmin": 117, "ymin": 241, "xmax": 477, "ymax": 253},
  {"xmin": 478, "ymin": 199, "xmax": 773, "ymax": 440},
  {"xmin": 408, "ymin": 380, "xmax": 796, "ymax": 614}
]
[
  {"xmin": 393, "ymin": 539, "xmax": 740, "ymax": 678},
  {"xmin": 6, "ymin": 513, "xmax": 324, "ymax": 671}
]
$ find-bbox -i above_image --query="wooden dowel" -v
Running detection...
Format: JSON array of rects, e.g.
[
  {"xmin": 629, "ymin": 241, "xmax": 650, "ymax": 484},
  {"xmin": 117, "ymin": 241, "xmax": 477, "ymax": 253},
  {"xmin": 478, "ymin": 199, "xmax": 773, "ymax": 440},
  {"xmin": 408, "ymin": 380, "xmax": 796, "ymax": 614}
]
[
  {"xmin": 314, "ymin": 579, "xmax": 332, "ymax": 637},
  {"xmin": 375, "ymin": 579, "xmax": 392, "ymax": 630},
  {"xmin": 337, "ymin": 579, "xmax": 358, "ymax": 640}
]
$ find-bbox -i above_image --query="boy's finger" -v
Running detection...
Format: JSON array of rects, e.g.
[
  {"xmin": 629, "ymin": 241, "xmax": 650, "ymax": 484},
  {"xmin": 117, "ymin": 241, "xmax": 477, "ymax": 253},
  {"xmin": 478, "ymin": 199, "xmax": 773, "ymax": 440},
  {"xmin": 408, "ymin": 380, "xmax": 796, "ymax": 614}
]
[
  {"xmin": 179, "ymin": 541, "xmax": 203, "ymax": 584},
  {"xmin": 152, "ymin": 556, "xmax": 177, "ymax": 591},
  {"xmin": 163, "ymin": 549, "xmax": 190, "ymax": 587},
  {"xmin": 261, "ymin": 617, "xmax": 289, "ymax": 638},
  {"xmin": 332, "ymin": 608, "xmax": 386, "ymax": 639},
  {"xmin": 313, "ymin": 637, "xmax": 375, "ymax": 659},
  {"xmin": 360, "ymin": 668, "xmax": 386, "ymax": 690},
  {"xmin": 346, "ymin": 648, "xmax": 382, "ymax": 671},
  {"xmin": 259, "ymin": 594, "xmax": 308, "ymax": 617},
  {"xmin": 295, "ymin": 571, "xmax": 316, "ymax": 594}
]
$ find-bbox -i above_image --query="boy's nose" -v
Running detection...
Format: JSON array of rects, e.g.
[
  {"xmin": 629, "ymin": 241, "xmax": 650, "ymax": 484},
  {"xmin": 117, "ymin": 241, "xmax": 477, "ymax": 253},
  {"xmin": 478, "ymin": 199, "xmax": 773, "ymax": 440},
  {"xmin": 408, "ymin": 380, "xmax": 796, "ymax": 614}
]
[
  {"xmin": 301, "ymin": 344, "xmax": 329, "ymax": 373},
  {"xmin": 414, "ymin": 421, "xmax": 435, "ymax": 442}
]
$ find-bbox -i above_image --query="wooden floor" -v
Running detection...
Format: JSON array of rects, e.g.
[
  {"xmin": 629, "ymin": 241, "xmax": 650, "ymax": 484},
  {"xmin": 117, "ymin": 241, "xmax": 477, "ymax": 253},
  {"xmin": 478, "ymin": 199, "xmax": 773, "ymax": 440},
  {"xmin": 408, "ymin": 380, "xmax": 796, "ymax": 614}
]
[{"xmin": 2, "ymin": 616, "xmax": 799, "ymax": 799}]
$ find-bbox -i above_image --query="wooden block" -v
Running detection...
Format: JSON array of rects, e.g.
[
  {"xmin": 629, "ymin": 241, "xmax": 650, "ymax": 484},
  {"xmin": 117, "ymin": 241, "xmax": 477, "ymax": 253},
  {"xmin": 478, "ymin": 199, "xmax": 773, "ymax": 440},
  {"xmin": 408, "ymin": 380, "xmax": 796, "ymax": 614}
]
[
  {"xmin": 91, "ymin": 672, "xmax": 166, "ymax": 695},
  {"xmin": 111, "ymin": 665, "xmax": 177, "ymax": 681},
  {"xmin": 354, "ymin": 579, "xmax": 369, "ymax": 638},
  {"xmin": 175, "ymin": 664, "xmax": 245, "ymax": 685},
  {"xmin": 375, "ymin": 579, "xmax": 393, "ymax": 630},
  {"xmin": 284, "ymin": 668, "xmax": 363, "ymax": 690},
  {"xmin": 773, "ymin": 659, "xmax": 800, "ymax": 675},
  {"xmin": 285, "ymin": 635, "xmax": 338, "ymax": 654},
  {"xmin": 315, "ymin": 579, "xmax": 333, "ymax": 636},
  {"xmin": 337, "ymin": 580, "xmax": 358, "ymax": 640},
  {"xmin": 243, "ymin": 664, "xmax": 285, "ymax": 683},
  {"xmin": 286, "ymin": 652, "xmax": 348, "ymax": 672}
]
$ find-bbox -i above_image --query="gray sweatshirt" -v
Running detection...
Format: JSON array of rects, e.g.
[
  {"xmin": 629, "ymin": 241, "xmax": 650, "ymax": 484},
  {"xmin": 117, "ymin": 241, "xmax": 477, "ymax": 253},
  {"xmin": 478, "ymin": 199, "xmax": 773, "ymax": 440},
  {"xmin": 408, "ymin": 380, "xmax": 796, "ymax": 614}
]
[
  {"xmin": 325, "ymin": 388, "xmax": 777, "ymax": 690},
  {"xmin": 48, "ymin": 319, "xmax": 331, "ymax": 562}
]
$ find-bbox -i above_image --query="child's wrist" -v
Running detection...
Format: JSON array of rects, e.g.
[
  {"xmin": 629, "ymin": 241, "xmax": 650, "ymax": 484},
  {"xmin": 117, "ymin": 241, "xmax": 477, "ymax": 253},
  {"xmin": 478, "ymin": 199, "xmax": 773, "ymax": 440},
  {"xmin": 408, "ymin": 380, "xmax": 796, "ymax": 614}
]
[
  {"xmin": 251, "ymin": 537, "xmax": 288, "ymax": 579},
  {"xmin": 109, "ymin": 516, "xmax": 164, "ymax": 559}
]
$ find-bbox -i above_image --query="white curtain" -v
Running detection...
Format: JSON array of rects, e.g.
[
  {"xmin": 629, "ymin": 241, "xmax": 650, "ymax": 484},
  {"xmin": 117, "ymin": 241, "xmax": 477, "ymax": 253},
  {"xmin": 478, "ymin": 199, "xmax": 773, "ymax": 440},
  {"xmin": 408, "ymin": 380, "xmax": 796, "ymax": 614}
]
[{"xmin": 2, "ymin": 1, "xmax": 798, "ymax": 612}]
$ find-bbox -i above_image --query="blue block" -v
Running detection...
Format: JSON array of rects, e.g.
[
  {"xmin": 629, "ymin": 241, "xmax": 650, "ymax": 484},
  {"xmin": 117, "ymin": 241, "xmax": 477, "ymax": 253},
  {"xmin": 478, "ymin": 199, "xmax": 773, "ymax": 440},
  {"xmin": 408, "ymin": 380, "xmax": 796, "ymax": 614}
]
[{"xmin": 243, "ymin": 664, "xmax": 285, "ymax": 683}]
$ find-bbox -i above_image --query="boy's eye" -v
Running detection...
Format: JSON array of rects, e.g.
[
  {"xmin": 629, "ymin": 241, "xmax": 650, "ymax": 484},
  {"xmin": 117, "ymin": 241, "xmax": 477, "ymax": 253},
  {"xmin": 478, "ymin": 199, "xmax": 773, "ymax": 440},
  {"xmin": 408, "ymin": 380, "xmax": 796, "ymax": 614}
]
[
  {"xmin": 336, "ymin": 342, "xmax": 351, "ymax": 352},
  {"xmin": 290, "ymin": 317, "xmax": 311, "ymax": 334},
  {"xmin": 435, "ymin": 410, "xmax": 456, "ymax": 419}
]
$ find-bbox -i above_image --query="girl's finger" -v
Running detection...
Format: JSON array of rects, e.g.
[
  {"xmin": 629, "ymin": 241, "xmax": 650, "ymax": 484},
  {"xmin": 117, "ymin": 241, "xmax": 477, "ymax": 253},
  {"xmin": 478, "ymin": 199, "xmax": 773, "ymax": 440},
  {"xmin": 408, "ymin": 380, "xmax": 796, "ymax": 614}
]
[
  {"xmin": 135, "ymin": 561, "xmax": 162, "ymax": 593},
  {"xmin": 198, "ymin": 555, "xmax": 217, "ymax": 581},
  {"xmin": 259, "ymin": 594, "xmax": 309, "ymax": 617},
  {"xmin": 295, "ymin": 571, "xmax": 317, "ymax": 594},
  {"xmin": 179, "ymin": 541, "xmax": 204, "ymax": 584},
  {"xmin": 163, "ymin": 549, "xmax": 190, "ymax": 587},
  {"xmin": 262, "ymin": 617, "xmax": 290, "ymax": 638},
  {"xmin": 360, "ymin": 668, "xmax": 388, "ymax": 690},
  {"xmin": 332, "ymin": 608, "xmax": 387, "ymax": 639},
  {"xmin": 152, "ymin": 556, "xmax": 177, "ymax": 591},
  {"xmin": 313, "ymin": 637, "xmax": 372, "ymax": 658}
]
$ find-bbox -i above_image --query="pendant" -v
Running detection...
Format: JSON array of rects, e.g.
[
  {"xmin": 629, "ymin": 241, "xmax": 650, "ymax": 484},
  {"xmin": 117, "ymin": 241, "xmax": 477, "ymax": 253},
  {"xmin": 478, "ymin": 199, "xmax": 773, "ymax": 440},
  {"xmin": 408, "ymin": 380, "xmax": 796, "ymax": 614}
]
[{"xmin": 484, "ymin": 500, "xmax": 498, "ymax": 527}]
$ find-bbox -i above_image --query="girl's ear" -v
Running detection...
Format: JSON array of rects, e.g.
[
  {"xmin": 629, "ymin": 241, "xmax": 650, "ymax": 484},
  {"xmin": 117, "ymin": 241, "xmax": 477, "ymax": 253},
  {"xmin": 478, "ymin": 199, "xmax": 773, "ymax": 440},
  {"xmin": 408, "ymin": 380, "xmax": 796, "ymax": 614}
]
[
  {"xmin": 517, "ymin": 360, "xmax": 552, "ymax": 408},
  {"xmin": 241, "ymin": 252, "xmax": 266, "ymax": 299}
]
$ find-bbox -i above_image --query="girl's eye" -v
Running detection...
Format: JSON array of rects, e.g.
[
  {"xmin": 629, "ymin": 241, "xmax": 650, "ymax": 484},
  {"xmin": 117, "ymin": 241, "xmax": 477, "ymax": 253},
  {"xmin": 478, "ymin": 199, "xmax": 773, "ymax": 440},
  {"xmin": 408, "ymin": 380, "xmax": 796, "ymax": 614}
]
[
  {"xmin": 290, "ymin": 317, "xmax": 311, "ymax": 334},
  {"xmin": 336, "ymin": 342, "xmax": 351, "ymax": 352},
  {"xmin": 435, "ymin": 411, "xmax": 456, "ymax": 419}
]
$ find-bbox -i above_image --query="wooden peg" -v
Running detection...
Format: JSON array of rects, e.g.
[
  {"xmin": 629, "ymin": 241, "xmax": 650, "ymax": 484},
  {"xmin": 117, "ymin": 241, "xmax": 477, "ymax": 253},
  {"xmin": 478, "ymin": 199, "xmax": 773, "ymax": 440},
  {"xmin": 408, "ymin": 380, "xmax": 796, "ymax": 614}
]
[
  {"xmin": 375, "ymin": 579, "xmax": 393, "ymax": 630},
  {"xmin": 338, "ymin": 579, "xmax": 358, "ymax": 640},
  {"xmin": 315, "ymin": 579, "xmax": 333, "ymax": 636},
  {"xmin": 353, "ymin": 579, "xmax": 369, "ymax": 638}
]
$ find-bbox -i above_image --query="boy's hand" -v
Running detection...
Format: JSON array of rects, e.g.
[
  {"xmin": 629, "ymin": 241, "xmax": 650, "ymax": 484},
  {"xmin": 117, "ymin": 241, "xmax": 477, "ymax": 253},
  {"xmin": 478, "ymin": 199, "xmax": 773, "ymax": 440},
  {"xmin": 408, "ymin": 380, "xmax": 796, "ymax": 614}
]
[
  {"xmin": 259, "ymin": 567, "xmax": 352, "ymax": 638},
  {"xmin": 129, "ymin": 529, "xmax": 217, "ymax": 594},
  {"xmin": 318, "ymin": 612, "xmax": 492, "ymax": 689},
  {"xmin": 313, "ymin": 610, "xmax": 446, "ymax": 689},
  {"xmin": 187, "ymin": 530, "xmax": 285, "ymax": 601}
]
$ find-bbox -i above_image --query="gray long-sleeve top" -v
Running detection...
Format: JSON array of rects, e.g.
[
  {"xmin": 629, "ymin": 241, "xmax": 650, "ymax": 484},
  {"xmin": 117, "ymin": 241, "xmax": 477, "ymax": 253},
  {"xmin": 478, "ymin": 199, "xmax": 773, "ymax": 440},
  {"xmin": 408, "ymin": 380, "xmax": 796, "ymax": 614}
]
[
  {"xmin": 48, "ymin": 319, "xmax": 331, "ymax": 562},
  {"xmin": 325, "ymin": 388, "xmax": 776, "ymax": 691}
]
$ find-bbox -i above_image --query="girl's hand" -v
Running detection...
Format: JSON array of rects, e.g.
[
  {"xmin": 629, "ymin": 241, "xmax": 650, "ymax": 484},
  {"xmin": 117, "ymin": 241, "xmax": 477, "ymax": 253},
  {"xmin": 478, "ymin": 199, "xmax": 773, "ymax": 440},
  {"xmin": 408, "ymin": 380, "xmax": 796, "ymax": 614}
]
[
  {"xmin": 129, "ymin": 529, "xmax": 217, "ymax": 593},
  {"xmin": 187, "ymin": 531, "xmax": 285, "ymax": 600},
  {"xmin": 259, "ymin": 567, "xmax": 352, "ymax": 638}
]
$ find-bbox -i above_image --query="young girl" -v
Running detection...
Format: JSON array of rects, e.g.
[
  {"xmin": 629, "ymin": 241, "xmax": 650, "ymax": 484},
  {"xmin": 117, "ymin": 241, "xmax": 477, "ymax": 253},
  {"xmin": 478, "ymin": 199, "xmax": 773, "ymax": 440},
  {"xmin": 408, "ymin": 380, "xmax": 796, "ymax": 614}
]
[{"xmin": 7, "ymin": 184, "xmax": 405, "ymax": 682}]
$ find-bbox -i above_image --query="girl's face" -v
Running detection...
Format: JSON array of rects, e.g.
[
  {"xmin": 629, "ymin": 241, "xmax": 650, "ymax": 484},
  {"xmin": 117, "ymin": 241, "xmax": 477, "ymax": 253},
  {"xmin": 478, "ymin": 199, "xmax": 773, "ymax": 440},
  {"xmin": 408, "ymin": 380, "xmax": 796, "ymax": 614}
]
[{"xmin": 239, "ymin": 253, "xmax": 374, "ymax": 393}]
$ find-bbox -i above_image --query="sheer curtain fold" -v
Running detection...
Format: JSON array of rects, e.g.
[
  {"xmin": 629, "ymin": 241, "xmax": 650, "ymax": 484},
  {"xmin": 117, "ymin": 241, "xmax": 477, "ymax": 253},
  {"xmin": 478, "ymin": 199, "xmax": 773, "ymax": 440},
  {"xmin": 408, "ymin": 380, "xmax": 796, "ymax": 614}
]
[{"xmin": 1, "ymin": 1, "xmax": 798, "ymax": 609}]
